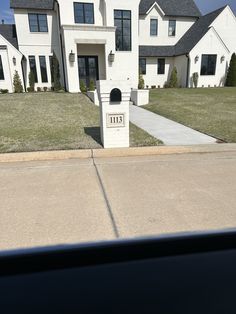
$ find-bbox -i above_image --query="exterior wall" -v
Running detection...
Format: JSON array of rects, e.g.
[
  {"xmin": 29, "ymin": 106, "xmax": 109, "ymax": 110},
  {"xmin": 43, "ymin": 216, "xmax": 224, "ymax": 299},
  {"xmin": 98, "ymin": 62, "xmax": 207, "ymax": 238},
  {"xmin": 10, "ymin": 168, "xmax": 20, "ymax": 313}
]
[
  {"xmin": 0, "ymin": 36, "xmax": 23, "ymax": 93},
  {"xmin": 174, "ymin": 55, "xmax": 188, "ymax": 87},
  {"xmin": 139, "ymin": 5, "xmax": 196, "ymax": 46},
  {"xmin": 142, "ymin": 57, "xmax": 174, "ymax": 88},
  {"xmin": 13, "ymin": 7, "xmax": 63, "ymax": 89},
  {"xmin": 189, "ymin": 28, "xmax": 230, "ymax": 87},
  {"xmin": 211, "ymin": 6, "xmax": 236, "ymax": 55}
]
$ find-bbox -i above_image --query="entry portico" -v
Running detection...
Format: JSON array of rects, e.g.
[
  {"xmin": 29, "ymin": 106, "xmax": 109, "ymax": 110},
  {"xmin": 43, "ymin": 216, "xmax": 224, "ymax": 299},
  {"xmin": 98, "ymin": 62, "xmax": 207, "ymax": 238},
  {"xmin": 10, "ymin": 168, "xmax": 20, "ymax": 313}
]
[{"xmin": 62, "ymin": 24, "xmax": 116, "ymax": 92}]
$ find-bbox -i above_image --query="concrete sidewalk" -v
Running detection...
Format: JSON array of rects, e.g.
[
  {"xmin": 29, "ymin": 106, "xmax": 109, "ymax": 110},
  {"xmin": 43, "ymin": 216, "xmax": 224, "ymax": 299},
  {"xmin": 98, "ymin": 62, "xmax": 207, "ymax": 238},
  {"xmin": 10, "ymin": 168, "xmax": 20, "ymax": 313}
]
[
  {"xmin": 0, "ymin": 150, "xmax": 236, "ymax": 251},
  {"xmin": 130, "ymin": 105, "xmax": 217, "ymax": 145}
]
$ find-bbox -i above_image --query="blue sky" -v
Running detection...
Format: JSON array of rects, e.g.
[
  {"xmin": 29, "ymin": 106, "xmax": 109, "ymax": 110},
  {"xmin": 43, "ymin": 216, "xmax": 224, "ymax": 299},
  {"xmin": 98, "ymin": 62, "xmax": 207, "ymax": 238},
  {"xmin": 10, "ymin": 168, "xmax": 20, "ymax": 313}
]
[{"xmin": 0, "ymin": 0, "xmax": 236, "ymax": 23}]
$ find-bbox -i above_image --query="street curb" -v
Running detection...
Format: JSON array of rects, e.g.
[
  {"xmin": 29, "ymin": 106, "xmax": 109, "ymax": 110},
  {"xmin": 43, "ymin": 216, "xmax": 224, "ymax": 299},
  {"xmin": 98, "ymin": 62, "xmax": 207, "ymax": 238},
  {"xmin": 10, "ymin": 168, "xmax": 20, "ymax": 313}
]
[
  {"xmin": 0, "ymin": 150, "xmax": 92, "ymax": 163},
  {"xmin": 0, "ymin": 144, "xmax": 236, "ymax": 163}
]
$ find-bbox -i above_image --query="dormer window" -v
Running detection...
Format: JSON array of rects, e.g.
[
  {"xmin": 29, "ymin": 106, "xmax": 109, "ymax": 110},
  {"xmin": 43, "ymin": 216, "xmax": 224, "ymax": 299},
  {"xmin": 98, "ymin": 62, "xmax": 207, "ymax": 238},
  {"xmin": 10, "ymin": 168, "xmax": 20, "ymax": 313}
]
[
  {"xmin": 150, "ymin": 19, "xmax": 158, "ymax": 36},
  {"xmin": 168, "ymin": 20, "xmax": 176, "ymax": 36},
  {"xmin": 74, "ymin": 2, "xmax": 94, "ymax": 24},
  {"xmin": 28, "ymin": 14, "xmax": 48, "ymax": 32}
]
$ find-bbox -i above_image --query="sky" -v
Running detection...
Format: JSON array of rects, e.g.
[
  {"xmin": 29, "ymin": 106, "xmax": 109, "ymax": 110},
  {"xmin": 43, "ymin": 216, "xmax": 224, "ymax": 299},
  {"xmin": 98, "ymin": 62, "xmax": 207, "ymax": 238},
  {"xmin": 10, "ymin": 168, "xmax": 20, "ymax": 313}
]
[{"xmin": 0, "ymin": 0, "xmax": 236, "ymax": 24}]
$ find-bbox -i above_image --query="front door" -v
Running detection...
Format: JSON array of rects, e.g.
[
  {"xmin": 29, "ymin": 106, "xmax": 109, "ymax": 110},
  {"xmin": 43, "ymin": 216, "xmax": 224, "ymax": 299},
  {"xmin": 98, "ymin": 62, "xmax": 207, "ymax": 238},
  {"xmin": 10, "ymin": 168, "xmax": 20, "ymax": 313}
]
[{"xmin": 78, "ymin": 56, "xmax": 99, "ymax": 89}]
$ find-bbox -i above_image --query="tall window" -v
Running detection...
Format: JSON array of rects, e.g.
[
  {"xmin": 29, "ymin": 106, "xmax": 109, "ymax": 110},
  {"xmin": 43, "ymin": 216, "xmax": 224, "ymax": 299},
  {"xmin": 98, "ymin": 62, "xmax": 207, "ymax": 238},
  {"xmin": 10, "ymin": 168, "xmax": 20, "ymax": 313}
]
[
  {"xmin": 0, "ymin": 55, "xmax": 4, "ymax": 80},
  {"xmin": 74, "ymin": 2, "xmax": 94, "ymax": 24},
  {"xmin": 114, "ymin": 10, "xmax": 131, "ymax": 51},
  {"xmin": 28, "ymin": 14, "xmax": 48, "ymax": 32},
  {"xmin": 39, "ymin": 56, "xmax": 48, "ymax": 83},
  {"xmin": 49, "ymin": 56, "xmax": 54, "ymax": 83},
  {"xmin": 168, "ymin": 20, "xmax": 176, "ymax": 36},
  {"xmin": 150, "ymin": 19, "xmax": 158, "ymax": 36},
  {"xmin": 158, "ymin": 58, "xmax": 165, "ymax": 74},
  {"xmin": 139, "ymin": 58, "xmax": 146, "ymax": 75},
  {"xmin": 29, "ymin": 56, "xmax": 38, "ymax": 83},
  {"xmin": 201, "ymin": 55, "xmax": 217, "ymax": 75}
]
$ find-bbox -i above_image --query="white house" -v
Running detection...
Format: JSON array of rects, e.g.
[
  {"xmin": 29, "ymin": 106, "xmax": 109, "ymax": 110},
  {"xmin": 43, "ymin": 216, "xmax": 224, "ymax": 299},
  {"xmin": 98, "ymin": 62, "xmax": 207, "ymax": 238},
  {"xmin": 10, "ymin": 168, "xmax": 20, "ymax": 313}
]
[{"xmin": 0, "ymin": 0, "xmax": 236, "ymax": 93}]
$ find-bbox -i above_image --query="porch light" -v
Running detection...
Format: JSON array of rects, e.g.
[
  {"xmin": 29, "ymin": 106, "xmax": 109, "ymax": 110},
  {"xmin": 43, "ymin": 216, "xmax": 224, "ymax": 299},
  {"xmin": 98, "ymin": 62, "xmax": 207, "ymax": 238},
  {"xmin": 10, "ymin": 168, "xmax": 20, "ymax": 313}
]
[
  {"xmin": 221, "ymin": 55, "xmax": 225, "ymax": 63},
  {"xmin": 108, "ymin": 50, "xmax": 115, "ymax": 63},
  {"xmin": 195, "ymin": 55, "xmax": 199, "ymax": 63},
  {"xmin": 12, "ymin": 56, "xmax": 16, "ymax": 66},
  {"xmin": 69, "ymin": 50, "xmax": 75, "ymax": 63}
]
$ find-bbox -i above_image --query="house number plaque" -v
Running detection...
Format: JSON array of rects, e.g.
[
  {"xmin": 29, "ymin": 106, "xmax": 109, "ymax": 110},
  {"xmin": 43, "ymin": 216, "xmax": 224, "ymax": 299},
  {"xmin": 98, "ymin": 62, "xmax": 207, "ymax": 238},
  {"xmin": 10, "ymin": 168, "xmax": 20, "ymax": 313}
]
[{"xmin": 107, "ymin": 113, "xmax": 125, "ymax": 128}]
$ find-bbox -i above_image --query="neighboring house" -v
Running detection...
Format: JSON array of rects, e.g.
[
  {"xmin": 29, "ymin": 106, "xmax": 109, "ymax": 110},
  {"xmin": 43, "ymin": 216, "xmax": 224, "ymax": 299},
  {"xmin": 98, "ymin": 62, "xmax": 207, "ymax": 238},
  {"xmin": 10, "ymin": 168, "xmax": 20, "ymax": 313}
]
[
  {"xmin": 0, "ymin": 0, "xmax": 235, "ymax": 93},
  {"xmin": 0, "ymin": 24, "xmax": 24, "ymax": 92}
]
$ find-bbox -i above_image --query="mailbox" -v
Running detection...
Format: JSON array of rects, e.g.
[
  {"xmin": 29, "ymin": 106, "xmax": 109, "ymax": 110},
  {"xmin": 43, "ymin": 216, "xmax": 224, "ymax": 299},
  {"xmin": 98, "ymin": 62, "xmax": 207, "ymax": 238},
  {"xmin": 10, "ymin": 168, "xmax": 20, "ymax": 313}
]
[{"xmin": 97, "ymin": 80, "xmax": 132, "ymax": 148}]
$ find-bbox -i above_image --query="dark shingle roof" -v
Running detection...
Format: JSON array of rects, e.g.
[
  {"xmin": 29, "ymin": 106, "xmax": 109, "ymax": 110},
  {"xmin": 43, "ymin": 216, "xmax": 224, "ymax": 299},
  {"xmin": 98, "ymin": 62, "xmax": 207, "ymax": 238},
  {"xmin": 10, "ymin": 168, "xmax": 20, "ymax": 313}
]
[
  {"xmin": 139, "ymin": 45, "xmax": 175, "ymax": 57},
  {"xmin": 10, "ymin": 0, "xmax": 54, "ymax": 10},
  {"xmin": 175, "ymin": 6, "xmax": 226, "ymax": 55},
  {"xmin": 139, "ymin": 0, "xmax": 201, "ymax": 17},
  {"xmin": 0, "ymin": 24, "xmax": 18, "ymax": 49},
  {"xmin": 139, "ymin": 6, "xmax": 226, "ymax": 57}
]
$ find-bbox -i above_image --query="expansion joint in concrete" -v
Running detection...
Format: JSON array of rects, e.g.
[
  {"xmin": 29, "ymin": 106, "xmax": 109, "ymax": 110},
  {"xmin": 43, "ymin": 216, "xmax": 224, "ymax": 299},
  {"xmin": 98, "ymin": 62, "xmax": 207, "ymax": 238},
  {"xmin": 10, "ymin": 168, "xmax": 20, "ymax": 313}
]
[{"xmin": 91, "ymin": 151, "xmax": 120, "ymax": 239}]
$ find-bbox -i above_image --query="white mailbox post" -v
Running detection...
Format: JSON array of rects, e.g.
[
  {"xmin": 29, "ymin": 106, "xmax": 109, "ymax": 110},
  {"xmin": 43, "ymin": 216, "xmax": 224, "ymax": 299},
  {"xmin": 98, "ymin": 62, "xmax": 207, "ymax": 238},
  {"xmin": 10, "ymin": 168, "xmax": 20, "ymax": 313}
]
[{"xmin": 97, "ymin": 80, "xmax": 132, "ymax": 149}]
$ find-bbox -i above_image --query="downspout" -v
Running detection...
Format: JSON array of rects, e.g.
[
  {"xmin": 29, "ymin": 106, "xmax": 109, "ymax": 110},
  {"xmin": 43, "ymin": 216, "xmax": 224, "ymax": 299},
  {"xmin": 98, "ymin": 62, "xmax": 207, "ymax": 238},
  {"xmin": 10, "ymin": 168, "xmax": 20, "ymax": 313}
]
[
  {"xmin": 186, "ymin": 53, "xmax": 190, "ymax": 88},
  {"xmin": 55, "ymin": 0, "xmax": 67, "ymax": 91}
]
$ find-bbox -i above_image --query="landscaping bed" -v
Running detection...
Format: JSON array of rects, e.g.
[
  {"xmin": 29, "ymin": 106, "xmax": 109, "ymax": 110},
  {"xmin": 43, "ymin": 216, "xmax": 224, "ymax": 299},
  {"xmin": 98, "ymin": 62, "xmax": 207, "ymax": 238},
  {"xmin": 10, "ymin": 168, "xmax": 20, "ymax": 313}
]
[
  {"xmin": 144, "ymin": 88, "xmax": 236, "ymax": 143},
  {"xmin": 0, "ymin": 92, "xmax": 161, "ymax": 153}
]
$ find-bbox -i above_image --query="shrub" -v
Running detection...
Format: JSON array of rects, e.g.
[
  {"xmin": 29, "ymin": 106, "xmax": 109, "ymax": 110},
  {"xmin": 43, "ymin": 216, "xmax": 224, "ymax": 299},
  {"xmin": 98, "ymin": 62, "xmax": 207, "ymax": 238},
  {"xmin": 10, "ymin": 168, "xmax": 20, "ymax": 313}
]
[
  {"xmin": 37, "ymin": 87, "xmax": 42, "ymax": 92},
  {"xmin": 169, "ymin": 67, "xmax": 178, "ymax": 88},
  {"xmin": 51, "ymin": 52, "xmax": 62, "ymax": 91},
  {"xmin": 28, "ymin": 71, "xmax": 35, "ymax": 92},
  {"xmin": 43, "ymin": 87, "xmax": 48, "ymax": 92},
  {"xmin": 192, "ymin": 72, "xmax": 199, "ymax": 88},
  {"xmin": 13, "ymin": 71, "xmax": 23, "ymax": 93},
  {"xmin": 80, "ymin": 80, "xmax": 87, "ymax": 93},
  {"xmin": 225, "ymin": 53, "xmax": 236, "ymax": 86},
  {"xmin": 0, "ymin": 89, "xmax": 9, "ymax": 94},
  {"xmin": 164, "ymin": 82, "xmax": 169, "ymax": 88},
  {"xmin": 138, "ymin": 74, "xmax": 145, "ymax": 89},
  {"xmin": 89, "ymin": 80, "xmax": 95, "ymax": 91}
]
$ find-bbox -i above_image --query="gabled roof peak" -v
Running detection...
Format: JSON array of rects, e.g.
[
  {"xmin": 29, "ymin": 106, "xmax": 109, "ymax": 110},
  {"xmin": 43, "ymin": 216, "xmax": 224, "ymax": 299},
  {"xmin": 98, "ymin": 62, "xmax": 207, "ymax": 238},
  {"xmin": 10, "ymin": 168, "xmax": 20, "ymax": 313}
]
[{"xmin": 139, "ymin": 0, "xmax": 201, "ymax": 17}]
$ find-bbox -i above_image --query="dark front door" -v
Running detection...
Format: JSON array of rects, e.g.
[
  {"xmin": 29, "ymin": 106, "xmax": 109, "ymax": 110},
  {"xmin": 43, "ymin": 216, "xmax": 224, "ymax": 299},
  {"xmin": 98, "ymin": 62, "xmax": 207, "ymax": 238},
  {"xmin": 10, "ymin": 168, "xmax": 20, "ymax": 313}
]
[{"xmin": 78, "ymin": 56, "xmax": 99, "ymax": 89}]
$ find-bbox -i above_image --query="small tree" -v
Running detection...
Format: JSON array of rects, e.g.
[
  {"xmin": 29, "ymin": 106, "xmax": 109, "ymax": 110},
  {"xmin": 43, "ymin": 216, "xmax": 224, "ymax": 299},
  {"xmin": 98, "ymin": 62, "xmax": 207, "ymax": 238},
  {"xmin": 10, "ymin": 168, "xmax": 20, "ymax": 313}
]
[
  {"xmin": 28, "ymin": 71, "xmax": 35, "ymax": 92},
  {"xmin": 89, "ymin": 80, "xmax": 95, "ymax": 91},
  {"xmin": 80, "ymin": 80, "xmax": 87, "ymax": 93},
  {"xmin": 138, "ymin": 74, "xmax": 145, "ymax": 89},
  {"xmin": 169, "ymin": 67, "xmax": 178, "ymax": 88},
  {"xmin": 51, "ymin": 52, "xmax": 61, "ymax": 91},
  {"xmin": 225, "ymin": 53, "xmax": 236, "ymax": 86},
  {"xmin": 13, "ymin": 71, "xmax": 23, "ymax": 93},
  {"xmin": 192, "ymin": 72, "xmax": 199, "ymax": 88}
]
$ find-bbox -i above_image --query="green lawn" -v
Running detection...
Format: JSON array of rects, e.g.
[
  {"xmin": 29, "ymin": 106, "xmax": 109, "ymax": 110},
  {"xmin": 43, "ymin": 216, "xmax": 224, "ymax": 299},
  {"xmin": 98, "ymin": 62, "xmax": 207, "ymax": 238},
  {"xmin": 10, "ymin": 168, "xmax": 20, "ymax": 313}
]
[
  {"xmin": 0, "ymin": 92, "xmax": 161, "ymax": 153},
  {"xmin": 143, "ymin": 88, "xmax": 236, "ymax": 143}
]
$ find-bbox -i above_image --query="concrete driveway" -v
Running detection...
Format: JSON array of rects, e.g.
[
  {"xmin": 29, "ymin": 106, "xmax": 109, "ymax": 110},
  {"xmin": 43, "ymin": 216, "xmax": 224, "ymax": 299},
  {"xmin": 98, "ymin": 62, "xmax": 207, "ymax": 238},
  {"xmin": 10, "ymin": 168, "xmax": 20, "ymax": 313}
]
[{"xmin": 0, "ymin": 149, "xmax": 236, "ymax": 251}]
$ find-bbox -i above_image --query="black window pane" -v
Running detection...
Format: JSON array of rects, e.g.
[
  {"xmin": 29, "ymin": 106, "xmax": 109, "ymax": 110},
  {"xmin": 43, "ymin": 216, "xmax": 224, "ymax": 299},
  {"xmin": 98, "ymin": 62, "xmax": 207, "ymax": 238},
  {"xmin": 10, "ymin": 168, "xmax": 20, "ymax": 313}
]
[
  {"xmin": 158, "ymin": 58, "xmax": 165, "ymax": 74},
  {"xmin": 114, "ymin": 10, "xmax": 131, "ymax": 51},
  {"xmin": 29, "ymin": 14, "xmax": 39, "ymax": 32},
  {"xmin": 114, "ymin": 10, "xmax": 122, "ymax": 19},
  {"xmin": 29, "ymin": 56, "xmax": 38, "ymax": 83},
  {"xmin": 29, "ymin": 13, "xmax": 47, "ymax": 32},
  {"xmin": 39, "ymin": 56, "xmax": 48, "ymax": 83},
  {"xmin": 169, "ymin": 20, "xmax": 176, "ymax": 36},
  {"xmin": 0, "ymin": 55, "xmax": 4, "ymax": 80},
  {"xmin": 150, "ymin": 19, "xmax": 158, "ymax": 36},
  {"xmin": 74, "ymin": 2, "xmax": 94, "ymax": 24},
  {"xmin": 139, "ymin": 58, "xmax": 146, "ymax": 75},
  {"xmin": 201, "ymin": 55, "xmax": 217, "ymax": 75}
]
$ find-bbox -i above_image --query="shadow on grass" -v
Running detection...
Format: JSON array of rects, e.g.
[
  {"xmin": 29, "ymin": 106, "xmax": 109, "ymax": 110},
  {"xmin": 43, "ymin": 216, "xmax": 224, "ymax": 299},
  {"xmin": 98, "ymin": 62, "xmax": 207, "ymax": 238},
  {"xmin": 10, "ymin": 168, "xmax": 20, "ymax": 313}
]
[{"xmin": 84, "ymin": 127, "xmax": 102, "ymax": 146}]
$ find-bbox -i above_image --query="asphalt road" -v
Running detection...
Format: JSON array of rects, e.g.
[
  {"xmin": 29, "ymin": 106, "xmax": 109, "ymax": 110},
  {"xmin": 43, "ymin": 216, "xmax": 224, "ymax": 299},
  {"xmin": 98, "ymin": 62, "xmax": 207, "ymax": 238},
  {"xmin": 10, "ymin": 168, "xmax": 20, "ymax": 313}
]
[{"xmin": 0, "ymin": 151, "xmax": 236, "ymax": 251}]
